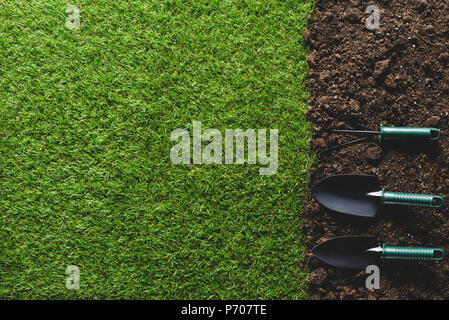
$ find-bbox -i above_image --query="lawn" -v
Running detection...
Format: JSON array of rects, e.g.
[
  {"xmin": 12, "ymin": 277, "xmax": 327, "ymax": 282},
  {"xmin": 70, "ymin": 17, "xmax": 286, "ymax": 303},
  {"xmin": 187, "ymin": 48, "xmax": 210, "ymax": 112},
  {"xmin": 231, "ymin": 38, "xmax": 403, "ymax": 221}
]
[{"xmin": 0, "ymin": 0, "xmax": 314, "ymax": 299}]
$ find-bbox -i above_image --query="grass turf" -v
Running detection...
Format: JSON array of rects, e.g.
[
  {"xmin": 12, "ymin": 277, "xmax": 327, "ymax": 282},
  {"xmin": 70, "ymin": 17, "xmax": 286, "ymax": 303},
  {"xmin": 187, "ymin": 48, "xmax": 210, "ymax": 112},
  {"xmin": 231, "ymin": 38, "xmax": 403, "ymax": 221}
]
[{"xmin": 0, "ymin": 0, "xmax": 314, "ymax": 299}]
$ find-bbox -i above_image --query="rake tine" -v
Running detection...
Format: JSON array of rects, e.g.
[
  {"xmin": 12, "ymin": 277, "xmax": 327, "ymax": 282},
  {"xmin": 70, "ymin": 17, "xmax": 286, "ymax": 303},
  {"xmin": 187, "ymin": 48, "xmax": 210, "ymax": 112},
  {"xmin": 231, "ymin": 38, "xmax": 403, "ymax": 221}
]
[
  {"xmin": 318, "ymin": 105, "xmax": 370, "ymax": 130},
  {"xmin": 320, "ymin": 136, "xmax": 370, "ymax": 155},
  {"xmin": 330, "ymin": 129, "xmax": 379, "ymax": 136}
]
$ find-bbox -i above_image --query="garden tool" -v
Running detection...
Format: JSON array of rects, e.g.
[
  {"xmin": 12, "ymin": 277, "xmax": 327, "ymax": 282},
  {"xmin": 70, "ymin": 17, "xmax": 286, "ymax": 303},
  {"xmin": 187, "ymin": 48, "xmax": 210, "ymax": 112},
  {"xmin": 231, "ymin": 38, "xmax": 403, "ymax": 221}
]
[
  {"xmin": 317, "ymin": 105, "xmax": 440, "ymax": 154},
  {"xmin": 312, "ymin": 236, "xmax": 445, "ymax": 269},
  {"xmin": 311, "ymin": 174, "xmax": 444, "ymax": 217}
]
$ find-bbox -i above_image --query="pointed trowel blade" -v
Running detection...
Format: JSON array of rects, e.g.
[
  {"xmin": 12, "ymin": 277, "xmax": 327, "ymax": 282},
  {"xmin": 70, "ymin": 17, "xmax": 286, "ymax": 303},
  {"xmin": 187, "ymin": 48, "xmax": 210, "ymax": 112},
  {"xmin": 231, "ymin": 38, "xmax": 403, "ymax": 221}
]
[
  {"xmin": 312, "ymin": 236, "xmax": 380, "ymax": 269},
  {"xmin": 311, "ymin": 174, "xmax": 382, "ymax": 217}
]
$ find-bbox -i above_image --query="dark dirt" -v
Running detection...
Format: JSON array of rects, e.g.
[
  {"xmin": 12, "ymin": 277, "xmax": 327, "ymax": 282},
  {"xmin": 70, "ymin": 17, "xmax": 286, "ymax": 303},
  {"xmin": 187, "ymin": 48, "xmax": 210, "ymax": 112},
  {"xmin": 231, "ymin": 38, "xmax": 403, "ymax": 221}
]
[{"xmin": 303, "ymin": 0, "xmax": 449, "ymax": 299}]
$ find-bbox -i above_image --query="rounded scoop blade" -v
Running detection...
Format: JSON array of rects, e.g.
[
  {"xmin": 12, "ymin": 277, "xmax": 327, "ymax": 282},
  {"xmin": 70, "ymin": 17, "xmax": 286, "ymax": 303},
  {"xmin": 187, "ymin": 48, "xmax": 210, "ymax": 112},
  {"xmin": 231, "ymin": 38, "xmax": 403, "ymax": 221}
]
[
  {"xmin": 312, "ymin": 236, "xmax": 379, "ymax": 269},
  {"xmin": 311, "ymin": 174, "xmax": 382, "ymax": 217}
]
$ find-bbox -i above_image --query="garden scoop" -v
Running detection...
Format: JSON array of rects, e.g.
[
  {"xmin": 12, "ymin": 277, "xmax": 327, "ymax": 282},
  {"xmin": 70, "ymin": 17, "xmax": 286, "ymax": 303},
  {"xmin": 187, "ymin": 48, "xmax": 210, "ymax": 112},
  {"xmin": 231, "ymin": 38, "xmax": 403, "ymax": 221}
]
[
  {"xmin": 312, "ymin": 236, "xmax": 445, "ymax": 269},
  {"xmin": 311, "ymin": 174, "xmax": 444, "ymax": 217}
]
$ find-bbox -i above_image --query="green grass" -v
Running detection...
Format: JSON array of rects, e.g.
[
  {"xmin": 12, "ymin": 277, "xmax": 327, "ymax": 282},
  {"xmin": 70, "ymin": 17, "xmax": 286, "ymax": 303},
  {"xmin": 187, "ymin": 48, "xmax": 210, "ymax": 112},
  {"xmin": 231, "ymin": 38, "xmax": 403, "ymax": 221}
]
[{"xmin": 0, "ymin": 0, "xmax": 314, "ymax": 299}]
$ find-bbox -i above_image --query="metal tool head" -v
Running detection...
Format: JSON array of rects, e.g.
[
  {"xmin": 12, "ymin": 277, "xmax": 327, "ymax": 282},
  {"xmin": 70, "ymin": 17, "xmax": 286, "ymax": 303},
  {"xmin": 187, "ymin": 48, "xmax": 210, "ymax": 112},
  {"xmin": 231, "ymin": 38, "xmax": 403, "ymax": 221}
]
[
  {"xmin": 312, "ymin": 236, "xmax": 379, "ymax": 269},
  {"xmin": 311, "ymin": 174, "xmax": 382, "ymax": 217}
]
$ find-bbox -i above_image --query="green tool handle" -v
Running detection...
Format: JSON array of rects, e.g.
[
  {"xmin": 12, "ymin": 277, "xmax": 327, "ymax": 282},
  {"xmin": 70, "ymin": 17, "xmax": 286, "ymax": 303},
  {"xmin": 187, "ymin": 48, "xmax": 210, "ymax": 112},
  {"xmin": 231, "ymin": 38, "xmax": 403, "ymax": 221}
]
[
  {"xmin": 379, "ymin": 124, "xmax": 440, "ymax": 144},
  {"xmin": 381, "ymin": 190, "xmax": 444, "ymax": 208},
  {"xmin": 382, "ymin": 244, "xmax": 445, "ymax": 261}
]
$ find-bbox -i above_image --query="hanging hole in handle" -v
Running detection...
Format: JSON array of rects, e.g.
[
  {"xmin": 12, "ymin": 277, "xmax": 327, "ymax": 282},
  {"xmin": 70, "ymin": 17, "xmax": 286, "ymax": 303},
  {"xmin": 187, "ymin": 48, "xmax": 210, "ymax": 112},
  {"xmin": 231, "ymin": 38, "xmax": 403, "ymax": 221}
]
[
  {"xmin": 432, "ymin": 196, "xmax": 444, "ymax": 207},
  {"xmin": 430, "ymin": 129, "xmax": 440, "ymax": 140},
  {"xmin": 433, "ymin": 249, "xmax": 445, "ymax": 260}
]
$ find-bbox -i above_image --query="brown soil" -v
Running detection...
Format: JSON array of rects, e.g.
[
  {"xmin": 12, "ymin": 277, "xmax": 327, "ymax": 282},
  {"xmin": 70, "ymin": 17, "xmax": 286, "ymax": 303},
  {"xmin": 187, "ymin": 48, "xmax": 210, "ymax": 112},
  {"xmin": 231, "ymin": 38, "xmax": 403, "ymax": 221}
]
[{"xmin": 304, "ymin": 0, "xmax": 449, "ymax": 299}]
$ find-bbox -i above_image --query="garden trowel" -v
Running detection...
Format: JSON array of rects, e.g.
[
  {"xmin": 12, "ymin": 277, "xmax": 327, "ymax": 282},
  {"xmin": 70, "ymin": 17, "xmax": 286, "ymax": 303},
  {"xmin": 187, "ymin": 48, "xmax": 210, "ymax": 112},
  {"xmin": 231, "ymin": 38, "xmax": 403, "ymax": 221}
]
[
  {"xmin": 312, "ymin": 236, "xmax": 445, "ymax": 269},
  {"xmin": 311, "ymin": 174, "xmax": 444, "ymax": 217}
]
